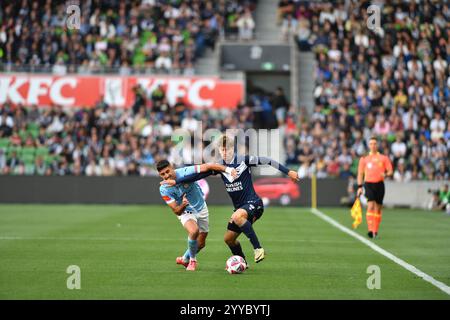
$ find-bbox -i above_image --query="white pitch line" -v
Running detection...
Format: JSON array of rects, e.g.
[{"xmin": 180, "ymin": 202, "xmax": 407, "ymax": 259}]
[{"xmin": 311, "ymin": 208, "xmax": 450, "ymax": 296}]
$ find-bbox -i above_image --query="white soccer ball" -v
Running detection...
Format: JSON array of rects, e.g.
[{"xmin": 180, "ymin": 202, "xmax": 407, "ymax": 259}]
[{"xmin": 225, "ymin": 255, "xmax": 247, "ymax": 274}]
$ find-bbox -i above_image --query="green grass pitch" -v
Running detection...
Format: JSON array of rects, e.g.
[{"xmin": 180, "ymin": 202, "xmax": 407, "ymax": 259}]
[{"xmin": 0, "ymin": 204, "xmax": 449, "ymax": 299}]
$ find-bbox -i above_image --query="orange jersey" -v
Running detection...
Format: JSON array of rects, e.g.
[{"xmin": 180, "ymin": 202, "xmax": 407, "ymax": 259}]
[{"xmin": 358, "ymin": 152, "xmax": 393, "ymax": 183}]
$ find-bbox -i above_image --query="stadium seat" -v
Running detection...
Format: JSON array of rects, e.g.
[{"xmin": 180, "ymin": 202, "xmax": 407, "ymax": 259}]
[
  {"xmin": 44, "ymin": 154, "xmax": 60, "ymax": 166},
  {"xmin": 21, "ymin": 147, "xmax": 36, "ymax": 156},
  {"xmin": 0, "ymin": 138, "xmax": 9, "ymax": 152},
  {"xmin": 0, "ymin": 138, "xmax": 9, "ymax": 148},
  {"xmin": 6, "ymin": 146, "xmax": 22, "ymax": 158},
  {"xmin": 20, "ymin": 150, "xmax": 36, "ymax": 165},
  {"xmin": 27, "ymin": 123, "xmax": 40, "ymax": 139},
  {"xmin": 35, "ymin": 147, "xmax": 49, "ymax": 157},
  {"xmin": 18, "ymin": 130, "xmax": 28, "ymax": 142}
]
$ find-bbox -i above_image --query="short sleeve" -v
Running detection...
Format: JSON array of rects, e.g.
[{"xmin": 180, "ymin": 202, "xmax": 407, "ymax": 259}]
[
  {"xmin": 358, "ymin": 157, "xmax": 365, "ymax": 173},
  {"xmin": 176, "ymin": 165, "xmax": 201, "ymax": 179},
  {"xmin": 160, "ymin": 186, "xmax": 175, "ymax": 204},
  {"xmin": 384, "ymin": 156, "xmax": 393, "ymax": 172}
]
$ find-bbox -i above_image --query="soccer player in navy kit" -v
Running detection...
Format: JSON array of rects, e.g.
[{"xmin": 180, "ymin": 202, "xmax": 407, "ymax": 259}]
[{"xmin": 163, "ymin": 135, "xmax": 300, "ymax": 265}]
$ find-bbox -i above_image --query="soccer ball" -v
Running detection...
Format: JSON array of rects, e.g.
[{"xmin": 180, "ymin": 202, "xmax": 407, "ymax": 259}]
[{"xmin": 225, "ymin": 255, "xmax": 247, "ymax": 274}]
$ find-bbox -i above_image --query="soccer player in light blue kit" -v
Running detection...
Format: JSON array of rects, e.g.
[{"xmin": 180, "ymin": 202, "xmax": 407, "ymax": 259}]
[{"xmin": 157, "ymin": 160, "xmax": 236, "ymax": 271}]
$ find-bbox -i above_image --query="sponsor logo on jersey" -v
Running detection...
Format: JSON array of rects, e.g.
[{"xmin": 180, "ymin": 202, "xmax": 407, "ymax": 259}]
[{"xmin": 221, "ymin": 161, "xmax": 248, "ymax": 182}]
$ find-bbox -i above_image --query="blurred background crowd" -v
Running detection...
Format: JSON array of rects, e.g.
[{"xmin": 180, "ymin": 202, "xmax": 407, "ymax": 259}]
[
  {"xmin": 280, "ymin": 0, "xmax": 449, "ymax": 181},
  {"xmin": 0, "ymin": 0, "xmax": 448, "ymax": 182},
  {"xmin": 0, "ymin": 0, "xmax": 257, "ymax": 75}
]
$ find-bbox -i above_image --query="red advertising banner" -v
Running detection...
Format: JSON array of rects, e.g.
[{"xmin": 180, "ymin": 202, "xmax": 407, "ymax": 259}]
[{"xmin": 0, "ymin": 74, "xmax": 244, "ymax": 109}]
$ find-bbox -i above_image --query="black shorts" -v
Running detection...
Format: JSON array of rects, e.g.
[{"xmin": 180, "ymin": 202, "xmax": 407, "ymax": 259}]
[
  {"xmin": 364, "ymin": 182, "xmax": 385, "ymax": 205},
  {"xmin": 227, "ymin": 199, "xmax": 264, "ymax": 234}
]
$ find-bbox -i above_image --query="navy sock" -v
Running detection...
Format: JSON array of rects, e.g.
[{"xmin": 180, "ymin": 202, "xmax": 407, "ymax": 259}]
[
  {"xmin": 240, "ymin": 220, "xmax": 261, "ymax": 249},
  {"xmin": 229, "ymin": 242, "xmax": 246, "ymax": 261}
]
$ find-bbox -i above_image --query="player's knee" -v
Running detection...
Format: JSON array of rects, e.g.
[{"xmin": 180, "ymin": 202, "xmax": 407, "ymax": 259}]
[
  {"xmin": 231, "ymin": 212, "xmax": 246, "ymax": 225},
  {"xmin": 189, "ymin": 228, "xmax": 199, "ymax": 240}
]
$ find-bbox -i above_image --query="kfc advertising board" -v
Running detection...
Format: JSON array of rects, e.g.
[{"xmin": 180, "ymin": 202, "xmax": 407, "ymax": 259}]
[{"xmin": 0, "ymin": 74, "xmax": 244, "ymax": 109}]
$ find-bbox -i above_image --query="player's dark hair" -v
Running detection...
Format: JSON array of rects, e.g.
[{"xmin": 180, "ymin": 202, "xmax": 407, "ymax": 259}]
[
  {"xmin": 369, "ymin": 136, "xmax": 378, "ymax": 142},
  {"xmin": 156, "ymin": 160, "xmax": 171, "ymax": 172}
]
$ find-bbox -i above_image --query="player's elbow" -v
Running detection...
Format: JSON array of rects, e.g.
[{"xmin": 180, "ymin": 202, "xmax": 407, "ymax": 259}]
[{"xmin": 172, "ymin": 207, "xmax": 183, "ymax": 215}]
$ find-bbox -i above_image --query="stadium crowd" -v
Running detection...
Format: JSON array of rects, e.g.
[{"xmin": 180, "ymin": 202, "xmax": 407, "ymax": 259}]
[
  {"xmin": 0, "ymin": 0, "xmax": 257, "ymax": 75},
  {"xmin": 0, "ymin": 81, "xmax": 448, "ymax": 181},
  {"xmin": 0, "ymin": 0, "xmax": 448, "ymax": 181},
  {"xmin": 0, "ymin": 97, "xmax": 260, "ymax": 176},
  {"xmin": 279, "ymin": 0, "xmax": 449, "ymax": 181}
]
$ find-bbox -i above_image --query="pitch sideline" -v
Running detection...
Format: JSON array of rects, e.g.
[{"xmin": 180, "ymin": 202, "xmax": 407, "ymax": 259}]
[{"xmin": 311, "ymin": 208, "xmax": 450, "ymax": 296}]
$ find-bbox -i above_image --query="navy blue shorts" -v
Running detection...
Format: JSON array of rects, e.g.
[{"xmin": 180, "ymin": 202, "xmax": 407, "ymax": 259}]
[
  {"xmin": 227, "ymin": 199, "xmax": 264, "ymax": 233},
  {"xmin": 240, "ymin": 199, "xmax": 264, "ymax": 223}
]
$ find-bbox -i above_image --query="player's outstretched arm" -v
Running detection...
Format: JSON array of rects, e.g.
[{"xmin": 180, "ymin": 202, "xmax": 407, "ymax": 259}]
[
  {"xmin": 160, "ymin": 164, "xmax": 237, "ymax": 186},
  {"xmin": 247, "ymin": 156, "xmax": 299, "ymax": 182},
  {"xmin": 199, "ymin": 163, "xmax": 237, "ymax": 178}
]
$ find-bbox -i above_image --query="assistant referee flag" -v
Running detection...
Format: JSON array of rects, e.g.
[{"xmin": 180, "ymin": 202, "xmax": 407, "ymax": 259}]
[{"xmin": 350, "ymin": 198, "xmax": 362, "ymax": 229}]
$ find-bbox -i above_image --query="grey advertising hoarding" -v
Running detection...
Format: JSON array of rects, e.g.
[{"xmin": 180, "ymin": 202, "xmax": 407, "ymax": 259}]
[
  {"xmin": 0, "ymin": 176, "xmax": 347, "ymax": 207},
  {"xmin": 220, "ymin": 44, "xmax": 291, "ymax": 72}
]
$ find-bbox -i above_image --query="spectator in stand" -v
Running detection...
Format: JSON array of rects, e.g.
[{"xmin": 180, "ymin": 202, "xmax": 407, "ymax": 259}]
[
  {"xmin": 297, "ymin": 159, "xmax": 315, "ymax": 179},
  {"xmin": 273, "ymin": 87, "xmax": 289, "ymax": 127},
  {"xmin": 393, "ymin": 158, "xmax": 412, "ymax": 182},
  {"xmin": 295, "ymin": 18, "xmax": 311, "ymax": 51},
  {"xmin": 373, "ymin": 114, "xmax": 391, "ymax": 138},
  {"xmin": 281, "ymin": 13, "xmax": 297, "ymax": 42},
  {"xmin": 131, "ymin": 85, "xmax": 147, "ymax": 115},
  {"xmin": 277, "ymin": 0, "xmax": 295, "ymax": 26},
  {"xmin": 236, "ymin": 8, "xmax": 255, "ymax": 41},
  {"xmin": 391, "ymin": 134, "xmax": 407, "ymax": 164}
]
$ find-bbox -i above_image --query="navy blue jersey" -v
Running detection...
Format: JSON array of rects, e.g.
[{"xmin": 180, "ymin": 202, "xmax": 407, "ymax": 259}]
[
  {"xmin": 175, "ymin": 155, "xmax": 290, "ymax": 210},
  {"xmin": 218, "ymin": 155, "xmax": 261, "ymax": 209}
]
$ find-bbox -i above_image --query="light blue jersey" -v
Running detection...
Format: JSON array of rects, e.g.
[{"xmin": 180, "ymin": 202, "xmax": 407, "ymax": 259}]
[{"xmin": 160, "ymin": 165, "xmax": 206, "ymax": 213}]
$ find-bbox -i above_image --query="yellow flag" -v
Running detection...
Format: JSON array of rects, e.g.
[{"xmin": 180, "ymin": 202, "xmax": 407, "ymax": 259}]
[{"xmin": 350, "ymin": 198, "xmax": 362, "ymax": 229}]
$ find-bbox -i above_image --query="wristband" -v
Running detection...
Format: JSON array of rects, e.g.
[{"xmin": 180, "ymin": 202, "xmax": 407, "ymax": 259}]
[
  {"xmin": 358, "ymin": 184, "xmax": 363, "ymax": 188},
  {"xmin": 225, "ymin": 167, "xmax": 233, "ymax": 174}
]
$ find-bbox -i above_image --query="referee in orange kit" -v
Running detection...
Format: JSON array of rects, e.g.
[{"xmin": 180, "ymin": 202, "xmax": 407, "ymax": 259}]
[{"xmin": 357, "ymin": 137, "xmax": 393, "ymax": 239}]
